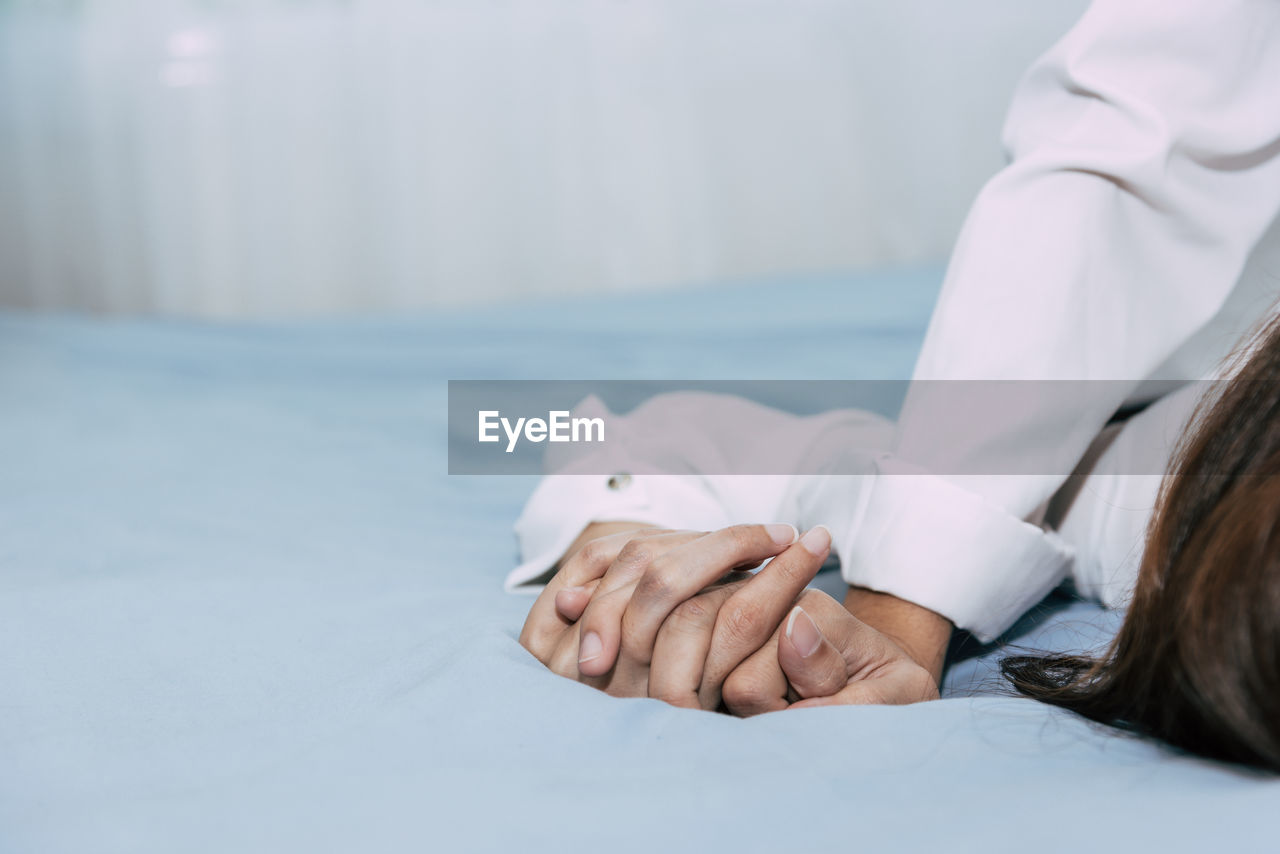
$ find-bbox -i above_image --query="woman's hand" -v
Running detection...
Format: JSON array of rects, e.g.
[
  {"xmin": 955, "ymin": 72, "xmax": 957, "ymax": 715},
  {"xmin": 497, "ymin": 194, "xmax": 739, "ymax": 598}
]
[
  {"xmin": 718, "ymin": 589, "xmax": 941, "ymax": 716},
  {"xmin": 519, "ymin": 521, "xmax": 831, "ymax": 709}
]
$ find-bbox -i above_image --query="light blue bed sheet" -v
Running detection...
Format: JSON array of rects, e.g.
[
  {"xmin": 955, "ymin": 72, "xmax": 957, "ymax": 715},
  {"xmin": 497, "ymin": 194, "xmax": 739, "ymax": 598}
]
[{"xmin": 1, "ymin": 268, "xmax": 1275, "ymax": 853}]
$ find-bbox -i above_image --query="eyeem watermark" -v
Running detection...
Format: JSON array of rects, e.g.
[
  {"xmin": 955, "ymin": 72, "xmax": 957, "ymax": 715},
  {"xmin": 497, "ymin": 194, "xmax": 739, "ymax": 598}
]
[
  {"xmin": 478, "ymin": 410, "xmax": 605, "ymax": 453},
  {"xmin": 448, "ymin": 378, "xmax": 1210, "ymax": 475}
]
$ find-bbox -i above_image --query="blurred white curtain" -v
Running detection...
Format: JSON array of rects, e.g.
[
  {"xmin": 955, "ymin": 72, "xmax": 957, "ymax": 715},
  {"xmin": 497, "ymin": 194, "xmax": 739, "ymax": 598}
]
[{"xmin": 0, "ymin": 0, "xmax": 1087, "ymax": 316}]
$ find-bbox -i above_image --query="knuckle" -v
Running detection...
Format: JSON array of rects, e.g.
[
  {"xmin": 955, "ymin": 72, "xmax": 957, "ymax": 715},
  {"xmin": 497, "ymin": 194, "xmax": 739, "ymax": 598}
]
[
  {"xmin": 635, "ymin": 563, "xmax": 678, "ymax": 603},
  {"xmin": 518, "ymin": 627, "xmax": 538, "ymax": 654},
  {"xmin": 614, "ymin": 539, "xmax": 653, "ymax": 569},
  {"xmin": 765, "ymin": 555, "xmax": 805, "ymax": 588},
  {"xmin": 518, "ymin": 620, "xmax": 552, "ymax": 662},
  {"xmin": 576, "ymin": 539, "xmax": 608, "ymax": 567},
  {"xmin": 721, "ymin": 670, "xmax": 763, "ymax": 708}
]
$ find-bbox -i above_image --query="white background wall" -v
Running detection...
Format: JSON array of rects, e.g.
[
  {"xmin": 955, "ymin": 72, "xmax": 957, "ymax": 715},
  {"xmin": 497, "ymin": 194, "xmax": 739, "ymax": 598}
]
[{"xmin": 0, "ymin": 0, "xmax": 1088, "ymax": 317}]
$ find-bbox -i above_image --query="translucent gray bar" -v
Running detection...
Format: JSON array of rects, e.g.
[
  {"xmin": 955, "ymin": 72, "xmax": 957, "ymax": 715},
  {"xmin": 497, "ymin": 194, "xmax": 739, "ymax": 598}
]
[{"xmin": 447, "ymin": 379, "xmax": 1220, "ymax": 476}]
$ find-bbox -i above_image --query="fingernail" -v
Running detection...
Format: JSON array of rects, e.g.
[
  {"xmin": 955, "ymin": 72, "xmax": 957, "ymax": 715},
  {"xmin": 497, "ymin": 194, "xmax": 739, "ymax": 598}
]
[
  {"xmin": 785, "ymin": 606, "xmax": 822, "ymax": 658},
  {"xmin": 578, "ymin": 631, "xmax": 603, "ymax": 664},
  {"xmin": 800, "ymin": 525, "xmax": 831, "ymax": 556},
  {"xmin": 765, "ymin": 523, "xmax": 798, "ymax": 546}
]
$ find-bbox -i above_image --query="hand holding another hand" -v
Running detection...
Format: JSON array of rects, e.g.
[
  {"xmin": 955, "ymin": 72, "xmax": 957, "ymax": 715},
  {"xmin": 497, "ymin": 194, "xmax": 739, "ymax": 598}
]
[
  {"xmin": 519, "ymin": 521, "xmax": 941, "ymax": 714},
  {"xmin": 520, "ymin": 521, "xmax": 832, "ymax": 710}
]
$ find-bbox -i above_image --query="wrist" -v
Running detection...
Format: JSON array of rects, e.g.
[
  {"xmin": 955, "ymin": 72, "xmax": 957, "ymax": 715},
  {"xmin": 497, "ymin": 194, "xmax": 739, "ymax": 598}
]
[{"xmin": 841, "ymin": 586, "xmax": 952, "ymax": 685}]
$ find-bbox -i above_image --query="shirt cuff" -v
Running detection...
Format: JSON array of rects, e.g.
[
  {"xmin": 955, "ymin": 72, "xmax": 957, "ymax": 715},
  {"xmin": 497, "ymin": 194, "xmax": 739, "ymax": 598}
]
[
  {"xmin": 507, "ymin": 472, "xmax": 733, "ymax": 593},
  {"xmin": 836, "ymin": 456, "xmax": 1075, "ymax": 643}
]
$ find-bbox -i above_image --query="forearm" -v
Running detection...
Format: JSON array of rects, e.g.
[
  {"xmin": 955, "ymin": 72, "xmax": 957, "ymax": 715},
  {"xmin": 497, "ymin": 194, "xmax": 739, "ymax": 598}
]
[{"xmin": 842, "ymin": 585, "xmax": 952, "ymax": 686}]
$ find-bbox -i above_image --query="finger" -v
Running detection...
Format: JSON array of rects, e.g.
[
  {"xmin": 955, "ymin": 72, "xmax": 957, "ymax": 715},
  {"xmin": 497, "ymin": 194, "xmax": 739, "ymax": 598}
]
[
  {"xmin": 696, "ymin": 525, "xmax": 830, "ymax": 709},
  {"xmin": 777, "ymin": 589, "xmax": 912, "ymax": 705},
  {"xmin": 519, "ymin": 528, "xmax": 652, "ymax": 657},
  {"xmin": 590, "ymin": 530, "xmax": 705, "ymax": 599},
  {"xmin": 544, "ymin": 616, "xmax": 635, "ymax": 698},
  {"xmin": 574, "ymin": 531, "xmax": 708, "ymax": 677},
  {"xmin": 646, "ymin": 582, "xmax": 744, "ymax": 709},
  {"xmin": 553, "ymin": 579, "xmax": 600, "ymax": 622},
  {"xmin": 547, "ymin": 627, "xmax": 618, "ymax": 695},
  {"xmin": 801, "ymin": 599, "xmax": 896, "ymax": 686},
  {"xmin": 572, "ymin": 581, "xmax": 655, "ymax": 695},
  {"xmin": 609, "ymin": 523, "xmax": 798, "ymax": 676},
  {"xmin": 558, "ymin": 527, "xmax": 676, "ymax": 588},
  {"xmin": 547, "ymin": 623, "xmax": 584, "ymax": 679},
  {"xmin": 522, "ymin": 529, "xmax": 693, "ymax": 659},
  {"xmin": 720, "ymin": 628, "xmax": 790, "ymax": 717},
  {"xmin": 777, "ymin": 605, "xmax": 851, "ymax": 700},
  {"xmin": 591, "ymin": 571, "xmax": 755, "ymax": 698}
]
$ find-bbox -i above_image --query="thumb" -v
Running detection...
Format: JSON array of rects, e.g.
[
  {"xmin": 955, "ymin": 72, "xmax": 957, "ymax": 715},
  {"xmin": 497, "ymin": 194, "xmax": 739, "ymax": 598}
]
[
  {"xmin": 777, "ymin": 606, "xmax": 849, "ymax": 699},
  {"xmin": 553, "ymin": 579, "xmax": 600, "ymax": 622}
]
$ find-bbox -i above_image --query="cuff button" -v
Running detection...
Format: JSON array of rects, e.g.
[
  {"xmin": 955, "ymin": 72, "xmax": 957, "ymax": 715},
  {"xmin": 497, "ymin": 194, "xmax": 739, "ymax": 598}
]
[{"xmin": 606, "ymin": 472, "xmax": 633, "ymax": 491}]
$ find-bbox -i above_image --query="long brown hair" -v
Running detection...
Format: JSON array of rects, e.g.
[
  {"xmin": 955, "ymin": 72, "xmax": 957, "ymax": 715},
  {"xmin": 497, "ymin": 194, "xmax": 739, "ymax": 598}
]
[{"xmin": 1002, "ymin": 315, "xmax": 1280, "ymax": 772}]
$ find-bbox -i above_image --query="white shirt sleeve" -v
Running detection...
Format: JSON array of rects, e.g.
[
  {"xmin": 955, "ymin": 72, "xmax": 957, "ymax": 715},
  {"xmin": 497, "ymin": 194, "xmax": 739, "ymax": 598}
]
[
  {"xmin": 1054, "ymin": 382, "xmax": 1206, "ymax": 609},
  {"xmin": 840, "ymin": 0, "xmax": 1280, "ymax": 640}
]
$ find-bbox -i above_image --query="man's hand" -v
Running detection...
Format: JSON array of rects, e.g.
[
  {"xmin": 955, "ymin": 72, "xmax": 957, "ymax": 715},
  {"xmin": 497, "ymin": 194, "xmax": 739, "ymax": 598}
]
[{"xmin": 718, "ymin": 589, "xmax": 941, "ymax": 716}]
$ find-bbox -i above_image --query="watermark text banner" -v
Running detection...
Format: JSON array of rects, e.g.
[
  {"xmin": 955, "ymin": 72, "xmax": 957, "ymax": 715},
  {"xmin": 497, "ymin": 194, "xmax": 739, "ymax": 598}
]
[{"xmin": 447, "ymin": 379, "xmax": 1204, "ymax": 476}]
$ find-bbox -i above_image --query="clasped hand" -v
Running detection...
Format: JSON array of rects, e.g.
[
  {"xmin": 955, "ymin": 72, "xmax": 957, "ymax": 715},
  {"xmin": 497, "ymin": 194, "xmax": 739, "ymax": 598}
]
[{"xmin": 519, "ymin": 523, "xmax": 938, "ymax": 715}]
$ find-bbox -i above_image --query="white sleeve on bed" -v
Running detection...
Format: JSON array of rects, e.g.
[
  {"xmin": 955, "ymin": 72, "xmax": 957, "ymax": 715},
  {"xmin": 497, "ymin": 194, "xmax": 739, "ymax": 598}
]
[{"xmin": 840, "ymin": 0, "xmax": 1280, "ymax": 642}]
